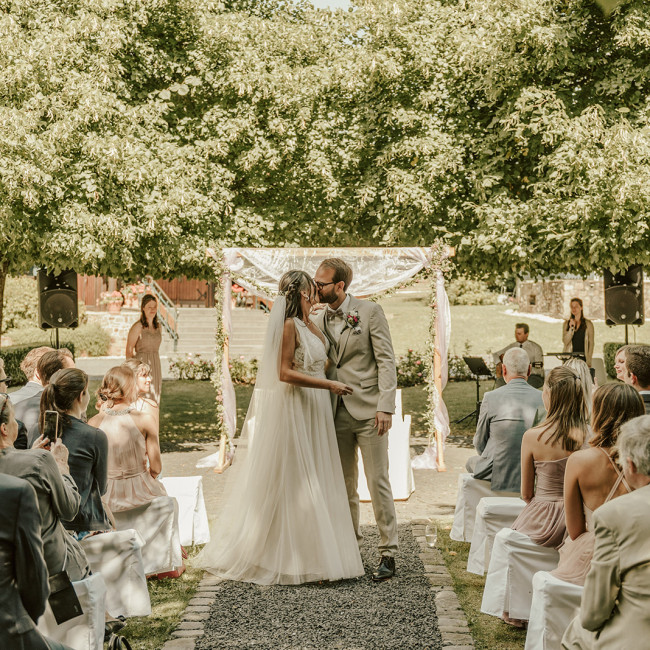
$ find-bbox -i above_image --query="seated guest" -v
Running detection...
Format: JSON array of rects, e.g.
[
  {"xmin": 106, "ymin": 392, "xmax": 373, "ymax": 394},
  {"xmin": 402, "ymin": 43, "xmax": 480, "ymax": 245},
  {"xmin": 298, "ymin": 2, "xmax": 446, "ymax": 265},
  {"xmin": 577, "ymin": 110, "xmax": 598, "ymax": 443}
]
[
  {"xmin": 0, "ymin": 359, "xmax": 28, "ymax": 450},
  {"xmin": 466, "ymin": 348, "xmax": 545, "ymax": 493},
  {"xmin": 512, "ymin": 366, "xmax": 589, "ymax": 549},
  {"xmin": 38, "ymin": 368, "xmax": 113, "ymax": 537},
  {"xmin": 122, "ymin": 358, "xmax": 159, "ymax": 421},
  {"xmin": 89, "ymin": 367, "xmax": 166, "ymax": 514},
  {"xmin": 10, "ymin": 346, "xmax": 53, "ymax": 405},
  {"xmin": 22, "ymin": 349, "xmax": 75, "ymax": 446},
  {"xmin": 0, "ymin": 393, "xmax": 90, "ymax": 582},
  {"xmin": 552, "ymin": 384, "xmax": 644, "ymax": 585},
  {"xmin": 494, "ymin": 323, "xmax": 545, "ymax": 387},
  {"xmin": 563, "ymin": 357, "xmax": 594, "ymax": 416},
  {"xmin": 613, "ymin": 345, "xmax": 628, "ymax": 382},
  {"xmin": 622, "ymin": 344, "xmax": 650, "ymax": 413},
  {"xmin": 0, "ymin": 473, "xmax": 70, "ymax": 650},
  {"xmin": 562, "ymin": 415, "xmax": 650, "ymax": 648}
]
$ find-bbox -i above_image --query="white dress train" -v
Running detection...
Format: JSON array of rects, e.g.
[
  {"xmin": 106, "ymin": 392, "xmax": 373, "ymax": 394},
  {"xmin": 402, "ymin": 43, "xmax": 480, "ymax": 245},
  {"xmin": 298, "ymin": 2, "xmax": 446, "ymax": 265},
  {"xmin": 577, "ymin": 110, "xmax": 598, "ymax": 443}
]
[{"xmin": 196, "ymin": 315, "xmax": 364, "ymax": 585}]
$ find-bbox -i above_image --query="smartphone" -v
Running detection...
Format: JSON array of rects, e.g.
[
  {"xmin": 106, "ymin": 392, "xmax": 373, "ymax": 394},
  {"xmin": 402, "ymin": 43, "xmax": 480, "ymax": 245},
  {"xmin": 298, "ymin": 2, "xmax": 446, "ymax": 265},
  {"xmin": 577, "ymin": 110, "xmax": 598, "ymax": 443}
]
[{"xmin": 43, "ymin": 410, "xmax": 59, "ymax": 442}]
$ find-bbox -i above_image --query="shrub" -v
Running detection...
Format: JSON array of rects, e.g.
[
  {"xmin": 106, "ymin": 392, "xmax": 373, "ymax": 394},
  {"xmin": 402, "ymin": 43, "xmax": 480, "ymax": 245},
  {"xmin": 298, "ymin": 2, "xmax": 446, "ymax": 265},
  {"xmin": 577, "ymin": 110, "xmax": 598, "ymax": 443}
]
[
  {"xmin": 5, "ymin": 323, "xmax": 110, "ymax": 357},
  {"xmin": 169, "ymin": 354, "xmax": 216, "ymax": 381},
  {"xmin": 604, "ymin": 342, "xmax": 627, "ymax": 379},
  {"xmin": 3, "ymin": 276, "xmax": 39, "ymax": 333},
  {"xmin": 446, "ymin": 278, "xmax": 499, "ymax": 306},
  {"xmin": 0, "ymin": 342, "xmax": 75, "ymax": 386},
  {"xmin": 229, "ymin": 356, "xmax": 258, "ymax": 385},
  {"xmin": 396, "ymin": 349, "xmax": 428, "ymax": 387}
]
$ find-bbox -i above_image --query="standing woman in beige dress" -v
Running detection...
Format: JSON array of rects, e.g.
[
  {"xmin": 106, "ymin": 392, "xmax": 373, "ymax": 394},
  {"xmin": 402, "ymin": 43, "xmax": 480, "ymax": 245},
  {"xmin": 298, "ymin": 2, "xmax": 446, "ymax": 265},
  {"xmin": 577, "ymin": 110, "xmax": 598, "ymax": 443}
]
[{"xmin": 126, "ymin": 294, "xmax": 162, "ymax": 404}]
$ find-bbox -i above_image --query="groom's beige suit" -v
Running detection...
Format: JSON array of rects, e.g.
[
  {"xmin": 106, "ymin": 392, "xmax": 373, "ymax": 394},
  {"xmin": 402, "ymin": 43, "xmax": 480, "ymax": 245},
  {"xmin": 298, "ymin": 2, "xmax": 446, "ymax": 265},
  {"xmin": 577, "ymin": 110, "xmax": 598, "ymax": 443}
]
[{"xmin": 313, "ymin": 294, "xmax": 399, "ymax": 557}]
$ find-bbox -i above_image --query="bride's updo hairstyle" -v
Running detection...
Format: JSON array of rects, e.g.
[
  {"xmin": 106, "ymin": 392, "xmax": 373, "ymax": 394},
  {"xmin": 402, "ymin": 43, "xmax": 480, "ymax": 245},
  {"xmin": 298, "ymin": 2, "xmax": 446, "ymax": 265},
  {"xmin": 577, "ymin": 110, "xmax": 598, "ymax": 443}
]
[
  {"xmin": 279, "ymin": 270, "xmax": 316, "ymax": 320},
  {"xmin": 97, "ymin": 366, "xmax": 138, "ymax": 408}
]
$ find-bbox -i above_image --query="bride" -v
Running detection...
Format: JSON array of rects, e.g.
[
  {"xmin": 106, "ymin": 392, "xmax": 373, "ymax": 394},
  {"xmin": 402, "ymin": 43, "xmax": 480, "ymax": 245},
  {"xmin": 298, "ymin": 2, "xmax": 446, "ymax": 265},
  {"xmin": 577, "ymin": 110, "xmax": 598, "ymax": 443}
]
[{"xmin": 196, "ymin": 270, "xmax": 364, "ymax": 584}]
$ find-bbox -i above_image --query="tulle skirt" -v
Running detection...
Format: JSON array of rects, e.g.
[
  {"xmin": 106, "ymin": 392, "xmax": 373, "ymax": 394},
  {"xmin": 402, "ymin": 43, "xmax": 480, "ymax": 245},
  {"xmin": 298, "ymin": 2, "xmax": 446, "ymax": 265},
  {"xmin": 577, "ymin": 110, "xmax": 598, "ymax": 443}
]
[{"xmin": 196, "ymin": 383, "xmax": 364, "ymax": 585}]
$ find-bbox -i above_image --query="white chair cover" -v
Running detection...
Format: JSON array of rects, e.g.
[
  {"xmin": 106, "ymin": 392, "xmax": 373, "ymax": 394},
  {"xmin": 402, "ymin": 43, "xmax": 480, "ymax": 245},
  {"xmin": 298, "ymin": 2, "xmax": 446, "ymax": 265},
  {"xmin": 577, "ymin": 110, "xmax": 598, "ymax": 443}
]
[
  {"xmin": 358, "ymin": 390, "xmax": 414, "ymax": 501},
  {"xmin": 81, "ymin": 529, "xmax": 151, "ymax": 618},
  {"xmin": 450, "ymin": 473, "xmax": 520, "ymax": 542},
  {"xmin": 481, "ymin": 528, "xmax": 560, "ymax": 621},
  {"xmin": 161, "ymin": 476, "xmax": 211, "ymax": 546},
  {"xmin": 467, "ymin": 497, "xmax": 527, "ymax": 575},
  {"xmin": 525, "ymin": 571, "xmax": 583, "ymax": 650},
  {"xmin": 113, "ymin": 496, "xmax": 183, "ymax": 575},
  {"xmin": 37, "ymin": 573, "xmax": 106, "ymax": 650}
]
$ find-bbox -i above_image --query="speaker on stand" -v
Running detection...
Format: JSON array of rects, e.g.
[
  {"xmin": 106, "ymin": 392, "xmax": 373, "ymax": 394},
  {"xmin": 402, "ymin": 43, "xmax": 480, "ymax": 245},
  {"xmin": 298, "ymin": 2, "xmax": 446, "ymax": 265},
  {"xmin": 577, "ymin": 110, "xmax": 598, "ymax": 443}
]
[
  {"xmin": 38, "ymin": 270, "xmax": 78, "ymax": 348},
  {"xmin": 604, "ymin": 265, "xmax": 644, "ymax": 344}
]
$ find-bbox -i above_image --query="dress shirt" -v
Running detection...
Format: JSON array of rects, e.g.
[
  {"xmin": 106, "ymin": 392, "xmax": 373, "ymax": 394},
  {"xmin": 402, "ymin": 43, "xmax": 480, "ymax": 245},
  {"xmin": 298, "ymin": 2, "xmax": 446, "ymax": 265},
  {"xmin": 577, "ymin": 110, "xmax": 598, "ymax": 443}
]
[
  {"xmin": 327, "ymin": 294, "xmax": 351, "ymax": 343},
  {"xmin": 493, "ymin": 339, "xmax": 545, "ymax": 377}
]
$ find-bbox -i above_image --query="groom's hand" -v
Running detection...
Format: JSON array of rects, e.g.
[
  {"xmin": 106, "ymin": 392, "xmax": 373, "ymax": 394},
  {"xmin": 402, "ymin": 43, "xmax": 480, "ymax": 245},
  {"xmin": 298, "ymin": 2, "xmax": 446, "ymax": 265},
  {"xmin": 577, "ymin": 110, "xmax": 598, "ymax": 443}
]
[{"xmin": 374, "ymin": 412, "xmax": 392, "ymax": 436}]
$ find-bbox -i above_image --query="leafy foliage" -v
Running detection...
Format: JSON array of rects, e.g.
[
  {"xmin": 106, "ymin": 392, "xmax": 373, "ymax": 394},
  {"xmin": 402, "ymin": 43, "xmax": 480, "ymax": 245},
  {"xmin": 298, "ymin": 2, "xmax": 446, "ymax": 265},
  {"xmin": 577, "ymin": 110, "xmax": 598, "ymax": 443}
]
[
  {"xmin": 2, "ymin": 276, "xmax": 39, "ymax": 333},
  {"xmin": 6, "ymin": 323, "xmax": 110, "ymax": 357},
  {"xmin": 446, "ymin": 278, "xmax": 499, "ymax": 306}
]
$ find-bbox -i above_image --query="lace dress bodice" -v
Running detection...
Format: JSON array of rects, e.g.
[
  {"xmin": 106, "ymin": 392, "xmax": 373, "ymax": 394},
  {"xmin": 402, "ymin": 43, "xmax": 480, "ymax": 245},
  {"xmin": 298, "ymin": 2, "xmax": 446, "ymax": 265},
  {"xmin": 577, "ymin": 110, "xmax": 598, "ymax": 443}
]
[{"xmin": 293, "ymin": 318, "xmax": 328, "ymax": 379}]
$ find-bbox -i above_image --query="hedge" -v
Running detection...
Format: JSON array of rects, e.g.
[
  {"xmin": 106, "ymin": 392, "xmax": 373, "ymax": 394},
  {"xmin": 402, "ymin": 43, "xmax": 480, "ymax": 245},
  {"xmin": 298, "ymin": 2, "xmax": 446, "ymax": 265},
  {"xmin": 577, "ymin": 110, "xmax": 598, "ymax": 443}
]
[
  {"xmin": 5, "ymin": 323, "xmax": 110, "ymax": 358},
  {"xmin": 0, "ymin": 342, "xmax": 75, "ymax": 387}
]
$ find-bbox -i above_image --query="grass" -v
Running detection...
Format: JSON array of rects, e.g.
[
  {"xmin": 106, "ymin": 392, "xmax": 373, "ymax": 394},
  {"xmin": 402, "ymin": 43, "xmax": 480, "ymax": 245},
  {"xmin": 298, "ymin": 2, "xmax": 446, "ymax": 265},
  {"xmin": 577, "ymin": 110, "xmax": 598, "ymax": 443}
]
[
  {"xmin": 378, "ymin": 283, "xmax": 650, "ymax": 357},
  {"xmin": 435, "ymin": 523, "xmax": 527, "ymax": 650},
  {"xmin": 119, "ymin": 546, "xmax": 205, "ymax": 650}
]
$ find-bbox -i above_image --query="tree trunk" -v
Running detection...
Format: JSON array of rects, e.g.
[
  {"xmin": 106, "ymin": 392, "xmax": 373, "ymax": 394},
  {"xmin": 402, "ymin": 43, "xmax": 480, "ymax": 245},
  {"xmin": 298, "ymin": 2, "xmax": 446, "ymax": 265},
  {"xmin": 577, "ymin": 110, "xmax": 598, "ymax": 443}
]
[{"xmin": 0, "ymin": 261, "xmax": 7, "ymax": 347}]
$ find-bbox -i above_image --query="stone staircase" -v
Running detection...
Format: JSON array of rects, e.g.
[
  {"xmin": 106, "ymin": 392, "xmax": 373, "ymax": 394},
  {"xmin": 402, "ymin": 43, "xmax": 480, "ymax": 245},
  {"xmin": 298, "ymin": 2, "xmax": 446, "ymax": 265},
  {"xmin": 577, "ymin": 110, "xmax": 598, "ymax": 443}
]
[{"xmin": 160, "ymin": 307, "xmax": 269, "ymax": 360}]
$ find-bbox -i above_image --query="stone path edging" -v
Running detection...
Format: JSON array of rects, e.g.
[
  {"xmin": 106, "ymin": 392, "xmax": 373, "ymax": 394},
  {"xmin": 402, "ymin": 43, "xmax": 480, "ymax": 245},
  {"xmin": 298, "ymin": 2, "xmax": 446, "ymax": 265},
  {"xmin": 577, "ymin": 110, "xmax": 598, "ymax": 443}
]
[{"xmin": 162, "ymin": 520, "xmax": 475, "ymax": 650}]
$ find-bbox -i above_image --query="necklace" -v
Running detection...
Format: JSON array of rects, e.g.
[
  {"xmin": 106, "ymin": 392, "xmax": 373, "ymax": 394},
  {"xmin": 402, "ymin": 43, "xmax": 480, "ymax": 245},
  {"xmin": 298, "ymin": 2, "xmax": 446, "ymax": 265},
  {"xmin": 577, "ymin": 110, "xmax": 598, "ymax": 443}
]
[{"xmin": 105, "ymin": 405, "xmax": 134, "ymax": 416}]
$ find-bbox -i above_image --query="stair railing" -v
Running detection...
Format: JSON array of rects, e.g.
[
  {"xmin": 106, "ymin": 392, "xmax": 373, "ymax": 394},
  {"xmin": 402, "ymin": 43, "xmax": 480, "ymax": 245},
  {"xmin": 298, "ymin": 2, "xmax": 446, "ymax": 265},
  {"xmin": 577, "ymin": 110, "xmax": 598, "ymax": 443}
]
[{"xmin": 142, "ymin": 276, "xmax": 179, "ymax": 352}]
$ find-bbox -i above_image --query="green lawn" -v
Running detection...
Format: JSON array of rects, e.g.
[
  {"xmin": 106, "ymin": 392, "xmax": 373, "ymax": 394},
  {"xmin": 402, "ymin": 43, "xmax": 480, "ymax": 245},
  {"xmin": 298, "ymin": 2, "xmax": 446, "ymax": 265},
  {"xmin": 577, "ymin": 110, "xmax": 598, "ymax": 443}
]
[
  {"xmin": 436, "ymin": 524, "xmax": 527, "ymax": 650},
  {"xmin": 378, "ymin": 284, "xmax": 650, "ymax": 357}
]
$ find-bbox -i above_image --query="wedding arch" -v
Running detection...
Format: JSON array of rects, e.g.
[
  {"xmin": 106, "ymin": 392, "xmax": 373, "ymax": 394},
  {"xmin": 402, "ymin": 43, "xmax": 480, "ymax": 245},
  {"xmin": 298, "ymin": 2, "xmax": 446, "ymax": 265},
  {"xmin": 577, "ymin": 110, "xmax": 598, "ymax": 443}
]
[{"xmin": 202, "ymin": 244, "xmax": 453, "ymax": 472}]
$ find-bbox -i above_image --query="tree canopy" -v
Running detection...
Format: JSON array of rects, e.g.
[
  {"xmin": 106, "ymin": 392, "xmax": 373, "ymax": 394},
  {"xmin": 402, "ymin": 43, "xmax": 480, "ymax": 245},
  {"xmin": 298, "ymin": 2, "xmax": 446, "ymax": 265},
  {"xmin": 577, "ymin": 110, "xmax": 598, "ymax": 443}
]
[{"xmin": 2, "ymin": 0, "xmax": 650, "ymax": 308}]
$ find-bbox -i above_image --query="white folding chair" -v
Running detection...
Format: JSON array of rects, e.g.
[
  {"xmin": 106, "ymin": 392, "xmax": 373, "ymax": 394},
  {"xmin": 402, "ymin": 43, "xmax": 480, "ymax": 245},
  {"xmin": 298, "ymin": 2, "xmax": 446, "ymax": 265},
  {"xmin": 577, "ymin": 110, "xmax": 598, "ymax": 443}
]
[{"xmin": 161, "ymin": 476, "xmax": 210, "ymax": 546}]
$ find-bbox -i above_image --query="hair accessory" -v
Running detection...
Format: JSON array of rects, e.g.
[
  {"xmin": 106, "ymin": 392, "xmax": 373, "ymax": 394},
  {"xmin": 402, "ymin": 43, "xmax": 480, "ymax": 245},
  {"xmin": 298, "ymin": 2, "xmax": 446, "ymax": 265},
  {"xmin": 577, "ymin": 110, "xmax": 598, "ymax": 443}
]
[{"xmin": 99, "ymin": 394, "xmax": 108, "ymax": 402}]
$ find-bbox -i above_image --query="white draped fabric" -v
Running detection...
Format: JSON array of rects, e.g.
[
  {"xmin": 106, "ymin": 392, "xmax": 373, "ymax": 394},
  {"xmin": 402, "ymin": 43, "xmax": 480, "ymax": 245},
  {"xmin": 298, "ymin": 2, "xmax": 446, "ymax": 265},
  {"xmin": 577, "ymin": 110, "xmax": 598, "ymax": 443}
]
[{"xmin": 201, "ymin": 246, "xmax": 451, "ymax": 470}]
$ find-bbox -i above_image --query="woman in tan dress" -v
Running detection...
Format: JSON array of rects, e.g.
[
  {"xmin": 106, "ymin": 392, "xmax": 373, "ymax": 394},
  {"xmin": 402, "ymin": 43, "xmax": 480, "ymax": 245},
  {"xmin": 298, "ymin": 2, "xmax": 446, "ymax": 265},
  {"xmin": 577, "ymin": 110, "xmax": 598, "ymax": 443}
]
[
  {"xmin": 512, "ymin": 366, "xmax": 589, "ymax": 549},
  {"xmin": 552, "ymin": 383, "xmax": 644, "ymax": 585},
  {"xmin": 89, "ymin": 366, "xmax": 166, "ymax": 513},
  {"xmin": 126, "ymin": 294, "xmax": 162, "ymax": 404}
]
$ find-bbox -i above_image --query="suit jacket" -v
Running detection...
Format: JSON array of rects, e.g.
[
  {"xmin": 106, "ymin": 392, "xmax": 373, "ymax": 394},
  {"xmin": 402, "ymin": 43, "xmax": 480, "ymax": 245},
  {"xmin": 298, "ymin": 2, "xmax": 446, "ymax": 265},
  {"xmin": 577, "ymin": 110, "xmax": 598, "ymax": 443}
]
[
  {"xmin": 640, "ymin": 391, "xmax": 650, "ymax": 415},
  {"xmin": 14, "ymin": 391, "xmax": 41, "ymax": 438},
  {"xmin": 472, "ymin": 378, "xmax": 545, "ymax": 492},
  {"xmin": 313, "ymin": 295, "xmax": 397, "ymax": 420},
  {"xmin": 0, "ymin": 473, "xmax": 52, "ymax": 650},
  {"xmin": 0, "ymin": 448, "xmax": 89, "ymax": 581},
  {"xmin": 10, "ymin": 381, "xmax": 43, "ymax": 405},
  {"xmin": 562, "ymin": 483, "xmax": 650, "ymax": 648}
]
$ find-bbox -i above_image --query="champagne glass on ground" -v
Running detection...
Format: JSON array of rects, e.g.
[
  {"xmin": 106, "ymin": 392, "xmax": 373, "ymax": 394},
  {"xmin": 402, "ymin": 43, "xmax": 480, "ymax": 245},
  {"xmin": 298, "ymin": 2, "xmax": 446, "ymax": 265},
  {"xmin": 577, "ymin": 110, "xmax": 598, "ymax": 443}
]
[{"xmin": 425, "ymin": 519, "xmax": 438, "ymax": 548}]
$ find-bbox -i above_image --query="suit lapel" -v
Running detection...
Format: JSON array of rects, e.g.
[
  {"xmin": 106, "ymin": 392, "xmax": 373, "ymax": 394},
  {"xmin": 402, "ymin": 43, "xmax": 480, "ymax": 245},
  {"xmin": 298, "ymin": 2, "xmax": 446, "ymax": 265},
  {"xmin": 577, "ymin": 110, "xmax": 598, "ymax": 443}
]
[{"xmin": 336, "ymin": 296, "xmax": 359, "ymax": 364}]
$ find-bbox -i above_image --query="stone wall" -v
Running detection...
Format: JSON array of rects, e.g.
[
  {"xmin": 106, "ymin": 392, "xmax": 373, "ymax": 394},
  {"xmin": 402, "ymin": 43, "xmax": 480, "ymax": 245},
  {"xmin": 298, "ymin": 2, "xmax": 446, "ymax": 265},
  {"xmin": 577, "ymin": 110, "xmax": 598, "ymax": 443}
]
[
  {"xmin": 517, "ymin": 277, "xmax": 650, "ymax": 321},
  {"xmin": 86, "ymin": 309, "xmax": 139, "ymax": 356}
]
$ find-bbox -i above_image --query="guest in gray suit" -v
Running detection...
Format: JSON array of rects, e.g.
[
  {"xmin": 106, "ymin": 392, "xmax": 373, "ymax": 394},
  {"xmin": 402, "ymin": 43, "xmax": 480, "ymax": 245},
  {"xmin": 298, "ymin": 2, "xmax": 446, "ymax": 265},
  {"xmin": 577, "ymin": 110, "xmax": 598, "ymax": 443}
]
[
  {"xmin": 623, "ymin": 345, "xmax": 650, "ymax": 415},
  {"xmin": 466, "ymin": 347, "xmax": 545, "ymax": 493},
  {"xmin": 10, "ymin": 346, "xmax": 54, "ymax": 406},
  {"xmin": 0, "ymin": 473, "xmax": 70, "ymax": 650}
]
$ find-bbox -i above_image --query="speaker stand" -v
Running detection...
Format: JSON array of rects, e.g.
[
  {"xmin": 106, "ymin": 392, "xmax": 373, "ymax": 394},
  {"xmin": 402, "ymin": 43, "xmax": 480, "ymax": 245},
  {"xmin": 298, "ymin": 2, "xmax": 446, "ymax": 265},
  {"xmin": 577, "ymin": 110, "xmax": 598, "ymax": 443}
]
[
  {"xmin": 55, "ymin": 328, "xmax": 60, "ymax": 349},
  {"xmin": 625, "ymin": 324, "xmax": 629, "ymax": 344}
]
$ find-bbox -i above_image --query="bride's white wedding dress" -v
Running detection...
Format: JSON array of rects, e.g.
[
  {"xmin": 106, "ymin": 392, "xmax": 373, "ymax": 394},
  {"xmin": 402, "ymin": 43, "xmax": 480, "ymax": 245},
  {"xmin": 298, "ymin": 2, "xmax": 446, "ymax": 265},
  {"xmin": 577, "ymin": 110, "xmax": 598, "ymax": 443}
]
[{"xmin": 196, "ymin": 306, "xmax": 363, "ymax": 585}]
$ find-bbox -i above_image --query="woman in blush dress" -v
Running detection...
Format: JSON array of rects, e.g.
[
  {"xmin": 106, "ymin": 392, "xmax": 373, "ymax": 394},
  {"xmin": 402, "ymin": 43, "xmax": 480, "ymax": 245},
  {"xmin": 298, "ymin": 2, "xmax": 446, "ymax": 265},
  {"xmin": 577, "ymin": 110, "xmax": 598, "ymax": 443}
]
[
  {"xmin": 552, "ymin": 383, "xmax": 644, "ymax": 585},
  {"xmin": 88, "ymin": 366, "xmax": 166, "ymax": 514},
  {"xmin": 122, "ymin": 358, "xmax": 159, "ymax": 422},
  {"xmin": 196, "ymin": 270, "xmax": 364, "ymax": 585},
  {"xmin": 126, "ymin": 294, "xmax": 162, "ymax": 404},
  {"xmin": 512, "ymin": 366, "xmax": 589, "ymax": 550},
  {"xmin": 613, "ymin": 345, "xmax": 628, "ymax": 381}
]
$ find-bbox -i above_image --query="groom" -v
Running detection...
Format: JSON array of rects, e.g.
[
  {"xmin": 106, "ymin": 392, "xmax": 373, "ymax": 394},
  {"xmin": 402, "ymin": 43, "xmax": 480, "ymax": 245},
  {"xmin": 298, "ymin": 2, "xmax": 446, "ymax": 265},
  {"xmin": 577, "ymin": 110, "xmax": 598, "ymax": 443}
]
[{"xmin": 313, "ymin": 258, "xmax": 399, "ymax": 581}]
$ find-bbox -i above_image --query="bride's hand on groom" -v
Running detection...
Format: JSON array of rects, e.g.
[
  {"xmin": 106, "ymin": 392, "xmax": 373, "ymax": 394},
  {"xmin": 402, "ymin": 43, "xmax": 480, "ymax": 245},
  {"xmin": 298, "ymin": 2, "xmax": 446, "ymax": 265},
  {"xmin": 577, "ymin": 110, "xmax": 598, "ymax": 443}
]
[{"xmin": 329, "ymin": 381, "xmax": 353, "ymax": 396}]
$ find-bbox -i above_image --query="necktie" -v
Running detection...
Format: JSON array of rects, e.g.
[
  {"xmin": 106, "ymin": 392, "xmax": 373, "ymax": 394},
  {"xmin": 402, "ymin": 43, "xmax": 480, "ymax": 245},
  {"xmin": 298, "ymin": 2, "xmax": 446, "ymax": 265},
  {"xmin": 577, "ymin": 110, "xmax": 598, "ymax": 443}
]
[{"xmin": 327, "ymin": 309, "xmax": 344, "ymax": 321}]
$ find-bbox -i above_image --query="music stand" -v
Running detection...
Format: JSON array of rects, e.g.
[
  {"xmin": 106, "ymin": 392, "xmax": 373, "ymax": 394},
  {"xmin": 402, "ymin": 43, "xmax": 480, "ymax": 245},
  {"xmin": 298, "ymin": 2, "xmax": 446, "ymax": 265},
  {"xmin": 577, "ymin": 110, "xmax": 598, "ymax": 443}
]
[{"xmin": 455, "ymin": 356, "xmax": 495, "ymax": 425}]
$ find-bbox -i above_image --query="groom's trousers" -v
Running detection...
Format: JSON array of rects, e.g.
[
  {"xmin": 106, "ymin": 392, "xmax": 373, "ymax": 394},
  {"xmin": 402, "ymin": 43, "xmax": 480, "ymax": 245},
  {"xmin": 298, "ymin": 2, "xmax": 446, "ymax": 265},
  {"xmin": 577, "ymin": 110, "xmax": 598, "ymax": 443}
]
[{"xmin": 334, "ymin": 403, "xmax": 398, "ymax": 557}]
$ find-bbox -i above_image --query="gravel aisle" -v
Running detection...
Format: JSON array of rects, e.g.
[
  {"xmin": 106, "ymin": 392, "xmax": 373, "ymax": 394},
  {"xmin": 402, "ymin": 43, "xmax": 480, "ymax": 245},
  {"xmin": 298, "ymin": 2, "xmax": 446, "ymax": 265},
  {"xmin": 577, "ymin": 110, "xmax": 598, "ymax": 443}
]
[{"xmin": 195, "ymin": 524, "xmax": 442, "ymax": 650}]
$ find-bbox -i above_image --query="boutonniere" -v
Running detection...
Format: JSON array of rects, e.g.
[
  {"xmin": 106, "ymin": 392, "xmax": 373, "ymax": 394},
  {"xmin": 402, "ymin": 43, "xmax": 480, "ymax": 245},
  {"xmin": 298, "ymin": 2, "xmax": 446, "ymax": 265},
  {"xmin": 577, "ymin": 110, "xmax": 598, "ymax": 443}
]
[{"xmin": 344, "ymin": 309, "xmax": 362, "ymax": 334}]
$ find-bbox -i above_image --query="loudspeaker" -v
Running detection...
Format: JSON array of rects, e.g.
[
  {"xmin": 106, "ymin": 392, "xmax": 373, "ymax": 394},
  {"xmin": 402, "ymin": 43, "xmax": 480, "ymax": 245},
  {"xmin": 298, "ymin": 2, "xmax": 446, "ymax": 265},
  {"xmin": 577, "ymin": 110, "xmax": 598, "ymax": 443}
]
[
  {"xmin": 604, "ymin": 265, "xmax": 644, "ymax": 326},
  {"xmin": 38, "ymin": 270, "xmax": 78, "ymax": 329}
]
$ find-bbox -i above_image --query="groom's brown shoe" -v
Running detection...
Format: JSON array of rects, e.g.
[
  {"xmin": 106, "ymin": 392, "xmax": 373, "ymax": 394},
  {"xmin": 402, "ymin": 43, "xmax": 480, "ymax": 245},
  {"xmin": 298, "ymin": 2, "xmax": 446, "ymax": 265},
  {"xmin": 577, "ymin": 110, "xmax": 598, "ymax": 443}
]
[{"xmin": 372, "ymin": 555, "xmax": 395, "ymax": 581}]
